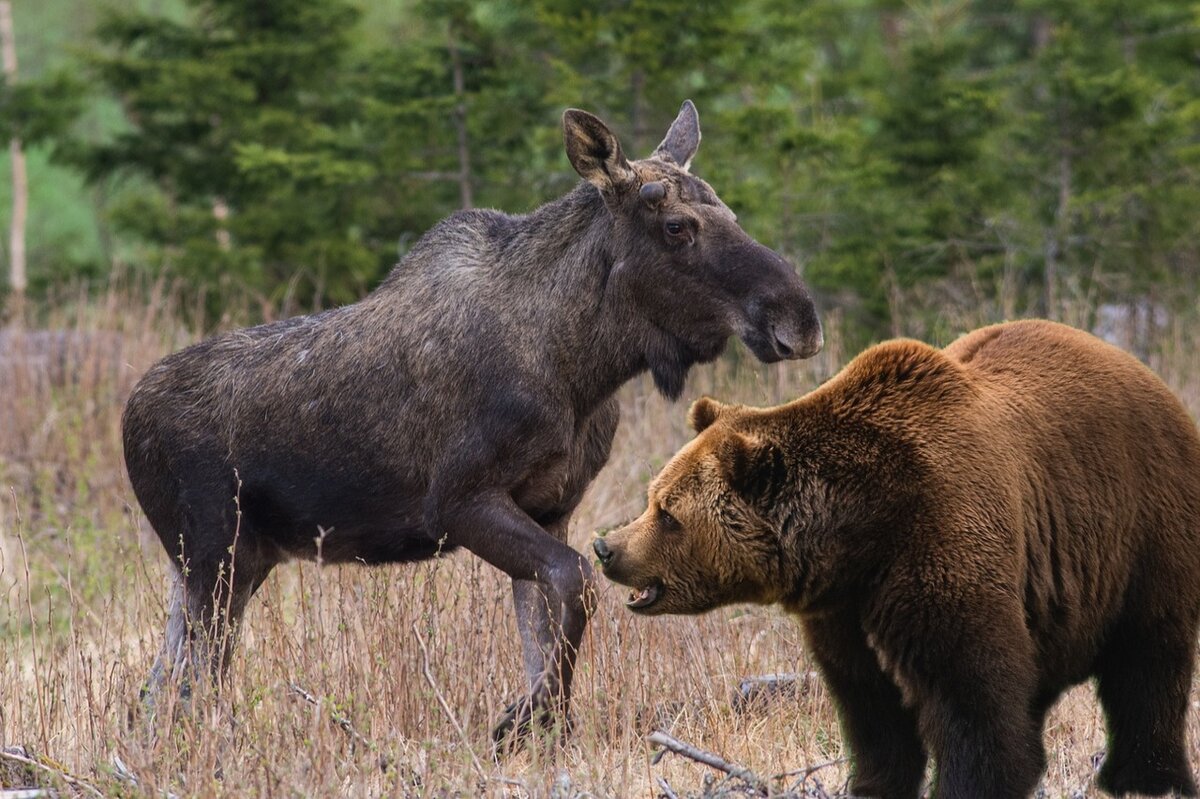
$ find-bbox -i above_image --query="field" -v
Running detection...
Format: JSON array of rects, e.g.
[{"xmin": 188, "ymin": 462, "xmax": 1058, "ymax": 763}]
[{"xmin": 1, "ymin": 287, "xmax": 1198, "ymax": 798}]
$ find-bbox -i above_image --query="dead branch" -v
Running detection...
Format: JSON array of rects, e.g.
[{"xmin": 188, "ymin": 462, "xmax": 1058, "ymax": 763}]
[
  {"xmin": 807, "ymin": 774, "xmax": 835, "ymax": 799},
  {"xmin": 411, "ymin": 623, "xmax": 487, "ymax": 780},
  {"xmin": 0, "ymin": 747, "xmax": 103, "ymax": 799},
  {"xmin": 775, "ymin": 757, "xmax": 846, "ymax": 795},
  {"xmin": 732, "ymin": 671, "xmax": 820, "ymax": 715},
  {"xmin": 287, "ymin": 682, "xmax": 379, "ymax": 760},
  {"xmin": 110, "ymin": 754, "xmax": 182, "ymax": 799},
  {"xmin": 655, "ymin": 774, "xmax": 679, "ymax": 799},
  {"xmin": 647, "ymin": 730, "xmax": 768, "ymax": 795}
]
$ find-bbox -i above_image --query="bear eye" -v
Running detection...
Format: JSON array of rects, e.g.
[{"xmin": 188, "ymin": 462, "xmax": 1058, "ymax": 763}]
[{"xmin": 659, "ymin": 507, "xmax": 681, "ymax": 531}]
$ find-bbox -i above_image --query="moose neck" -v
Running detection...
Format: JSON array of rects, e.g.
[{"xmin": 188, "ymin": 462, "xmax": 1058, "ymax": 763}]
[{"xmin": 505, "ymin": 184, "xmax": 690, "ymax": 415}]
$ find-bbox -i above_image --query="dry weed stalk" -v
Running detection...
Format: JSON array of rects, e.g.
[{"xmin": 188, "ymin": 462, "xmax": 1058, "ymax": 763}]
[{"xmin": 0, "ymin": 284, "xmax": 1196, "ymax": 796}]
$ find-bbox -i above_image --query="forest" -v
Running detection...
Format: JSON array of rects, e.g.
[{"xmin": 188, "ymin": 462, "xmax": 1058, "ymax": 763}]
[
  {"xmin": 2, "ymin": 0, "xmax": 1196, "ymax": 337},
  {"xmin": 0, "ymin": 1, "xmax": 1198, "ymax": 797}
]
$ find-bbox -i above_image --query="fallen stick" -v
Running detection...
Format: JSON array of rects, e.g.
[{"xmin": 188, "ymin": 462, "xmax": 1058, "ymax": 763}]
[
  {"xmin": 287, "ymin": 683, "xmax": 373, "ymax": 753},
  {"xmin": 110, "ymin": 754, "xmax": 182, "ymax": 799},
  {"xmin": 288, "ymin": 682, "xmax": 393, "ymax": 773},
  {"xmin": 775, "ymin": 756, "xmax": 846, "ymax": 785},
  {"xmin": 0, "ymin": 747, "xmax": 103, "ymax": 799},
  {"xmin": 655, "ymin": 775, "xmax": 679, "ymax": 799},
  {"xmin": 808, "ymin": 774, "xmax": 834, "ymax": 799},
  {"xmin": 647, "ymin": 730, "xmax": 768, "ymax": 795}
]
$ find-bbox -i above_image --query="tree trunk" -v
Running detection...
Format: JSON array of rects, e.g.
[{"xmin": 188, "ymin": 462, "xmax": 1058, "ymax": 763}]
[
  {"xmin": 630, "ymin": 68, "xmax": 645, "ymax": 153},
  {"xmin": 880, "ymin": 10, "xmax": 902, "ymax": 66},
  {"xmin": 1032, "ymin": 13, "xmax": 1065, "ymax": 320},
  {"xmin": 1045, "ymin": 137, "xmax": 1071, "ymax": 321},
  {"xmin": 447, "ymin": 31, "xmax": 473, "ymax": 210},
  {"xmin": 0, "ymin": 0, "xmax": 27, "ymax": 315},
  {"xmin": 213, "ymin": 197, "xmax": 231, "ymax": 251}
]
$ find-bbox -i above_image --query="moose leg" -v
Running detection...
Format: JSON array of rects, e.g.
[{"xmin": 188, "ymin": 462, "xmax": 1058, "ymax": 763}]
[
  {"xmin": 437, "ymin": 493, "xmax": 595, "ymax": 751},
  {"xmin": 503, "ymin": 580, "xmax": 565, "ymax": 735},
  {"xmin": 141, "ymin": 549, "xmax": 273, "ymax": 723},
  {"xmin": 502, "ymin": 516, "xmax": 583, "ymax": 742}
]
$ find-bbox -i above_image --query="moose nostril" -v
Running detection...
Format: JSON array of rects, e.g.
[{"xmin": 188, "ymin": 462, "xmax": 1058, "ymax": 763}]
[
  {"xmin": 773, "ymin": 333, "xmax": 795, "ymax": 359},
  {"xmin": 592, "ymin": 537, "xmax": 613, "ymax": 565},
  {"xmin": 806, "ymin": 326, "xmax": 824, "ymax": 357}
]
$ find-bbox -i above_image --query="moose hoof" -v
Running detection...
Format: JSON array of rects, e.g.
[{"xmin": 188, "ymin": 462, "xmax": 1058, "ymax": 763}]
[{"xmin": 491, "ymin": 696, "xmax": 568, "ymax": 757}]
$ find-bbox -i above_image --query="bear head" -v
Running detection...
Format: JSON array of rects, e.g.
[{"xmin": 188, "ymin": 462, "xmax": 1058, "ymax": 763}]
[
  {"xmin": 594, "ymin": 396, "xmax": 804, "ymax": 615},
  {"xmin": 594, "ymin": 387, "xmax": 923, "ymax": 617}
]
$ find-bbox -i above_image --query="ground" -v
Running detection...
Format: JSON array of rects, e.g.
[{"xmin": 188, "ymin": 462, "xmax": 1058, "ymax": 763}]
[{"xmin": 1, "ymin": 291, "xmax": 1197, "ymax": 797}]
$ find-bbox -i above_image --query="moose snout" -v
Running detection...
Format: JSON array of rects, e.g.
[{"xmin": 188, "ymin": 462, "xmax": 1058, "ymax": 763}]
[
  {"xmin": 772, "ymin": 315, "xmax": 823, "ymax": 360},
  {"xmin": 734, "ymin": 241, "xmax": 824, "ymax": 363},
  {"xmin": 593, "ymin": 537, "xmax": 615, "ymax": 567}
]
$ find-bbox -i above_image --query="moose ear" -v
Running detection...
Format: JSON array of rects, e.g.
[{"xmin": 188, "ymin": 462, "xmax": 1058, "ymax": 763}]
[
  {"xmin": 563, "ymin": 109, "xmax": 635, "ymax": 194},
  {"xmin": 653, "ymin": 100, "xmax": 701, "ymax": 171},
  {"xmin": 689, "ymin": 396, "xmax": 728, "ymax": 433}
]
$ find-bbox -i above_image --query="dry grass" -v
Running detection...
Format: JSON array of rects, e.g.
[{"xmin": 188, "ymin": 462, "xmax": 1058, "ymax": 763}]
[{"xmin": 1, "ymin": 287, "xmax": 1198, "ymax": 798}]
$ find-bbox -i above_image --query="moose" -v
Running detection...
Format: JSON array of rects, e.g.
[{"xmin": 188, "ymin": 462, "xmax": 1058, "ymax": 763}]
[{"xmin": 123, "ymin": 100, "xmax": 823, "ymax": 747}]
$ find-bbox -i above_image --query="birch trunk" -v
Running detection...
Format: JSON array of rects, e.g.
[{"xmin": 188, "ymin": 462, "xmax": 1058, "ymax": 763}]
[{"xmin": 0, "ymin": 1, "xmax": 27, "ymax": 311}]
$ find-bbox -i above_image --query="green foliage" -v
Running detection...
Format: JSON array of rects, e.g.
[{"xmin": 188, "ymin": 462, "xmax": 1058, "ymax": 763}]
[
  {"xmin": 73, "ymin": 0, "xmax": 378, "ymax": 309},
  {"xmin": 4, "ymin": 0, "xmax": 1198, "ymax": 334},
  {"xmin": 0, "ymin": 72, "xmax": 83, "ymax": 145}
]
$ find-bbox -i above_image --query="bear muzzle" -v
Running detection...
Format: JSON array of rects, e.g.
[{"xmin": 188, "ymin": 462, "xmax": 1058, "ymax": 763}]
[{"xmin": 592, "ymin": 536, "xmax": 665, "ymax": 612}]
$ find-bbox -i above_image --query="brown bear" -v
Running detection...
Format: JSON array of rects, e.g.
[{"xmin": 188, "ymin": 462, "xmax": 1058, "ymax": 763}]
[{"xmin": 593, "ymin": 319, "xmax": 1200, "ymax": 799}]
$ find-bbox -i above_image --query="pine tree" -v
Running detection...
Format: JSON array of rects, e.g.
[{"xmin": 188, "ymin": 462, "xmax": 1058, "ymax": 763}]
[{"xmin": 79, "ymin": 0, "xmax": 377, "ymax": 313}]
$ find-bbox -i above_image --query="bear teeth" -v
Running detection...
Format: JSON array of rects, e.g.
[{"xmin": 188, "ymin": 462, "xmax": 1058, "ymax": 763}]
[{"xmin": 626, "ymin": 583, "xmax": 660, "ymax": 609}]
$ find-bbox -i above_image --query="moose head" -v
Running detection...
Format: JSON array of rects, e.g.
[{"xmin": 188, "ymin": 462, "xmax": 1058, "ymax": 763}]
[{"xmin": 563, "ymin": 100, "xmax": 823, "ymax": 397}]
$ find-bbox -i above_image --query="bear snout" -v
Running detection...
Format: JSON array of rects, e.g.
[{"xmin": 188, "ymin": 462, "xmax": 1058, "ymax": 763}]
[{"xmin": 592, "ymin": 536, "xmax": 614, "ymax": 567}]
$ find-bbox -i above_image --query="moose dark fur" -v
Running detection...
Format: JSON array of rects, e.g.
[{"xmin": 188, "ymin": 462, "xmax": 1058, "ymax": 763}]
[{"xmin": 123, "ymin": 101, "xmax": 823, "ymax": 745}]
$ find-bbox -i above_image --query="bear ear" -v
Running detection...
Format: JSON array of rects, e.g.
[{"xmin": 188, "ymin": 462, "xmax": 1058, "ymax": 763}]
[
  {"xmin": 689, "ymin": 396, "xmax": 728, "ymax": 434},
  {"xmin": 716, "ymin": 431, "xmax": 783, "ymax": 503}
]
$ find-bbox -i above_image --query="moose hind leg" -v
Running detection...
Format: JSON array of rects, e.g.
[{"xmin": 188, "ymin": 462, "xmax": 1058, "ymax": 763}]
[{"xmin": 141, "ymin": 551, "xmax": 274, "ymax": 722}]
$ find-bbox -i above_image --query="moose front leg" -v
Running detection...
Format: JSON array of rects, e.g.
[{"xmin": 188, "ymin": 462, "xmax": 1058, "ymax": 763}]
[
  {"xmin": 499, "ymin": 516, "xmax": 593, "ymax": 750},
  {"xmin": 436, "ymin": 492, "xmax": 596, "ymax": 752},
  {"xmin": 499, "ymin": 579, "xmax": 577, "ymax": 746}
]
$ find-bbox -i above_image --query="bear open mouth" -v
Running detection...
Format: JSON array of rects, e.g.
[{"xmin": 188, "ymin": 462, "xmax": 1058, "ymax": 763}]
[{"xmin": 626, "ymin": 581, "xmax": 662, "ymax": 610}]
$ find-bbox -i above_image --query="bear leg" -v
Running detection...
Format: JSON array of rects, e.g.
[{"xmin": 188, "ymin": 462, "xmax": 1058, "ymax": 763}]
[
  {"xmin": 889, "ymin": 598, "xmax": 1046, "ymax": 799},
  {"xmin": 1094, "ymin": 618, "xmax": 1198, "ymax": 797},
  {"xmin": 805, "ymin": 615, "xmax": 926, "ymax": 799}
]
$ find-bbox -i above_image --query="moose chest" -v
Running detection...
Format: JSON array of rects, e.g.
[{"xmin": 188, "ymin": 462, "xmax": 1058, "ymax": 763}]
[
  {"xmin": 510, "ymin": 398, "xmax": 620, "ymax": 526},
  {"xmin": 512, "ymin": 457, "xmax": 574, "ymax": 521}
]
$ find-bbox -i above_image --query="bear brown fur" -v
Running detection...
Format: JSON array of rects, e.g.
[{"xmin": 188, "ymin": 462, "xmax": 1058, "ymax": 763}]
[{"xmin": 594, "ymin": 319, "xmax": 1200, "ymax": 799}]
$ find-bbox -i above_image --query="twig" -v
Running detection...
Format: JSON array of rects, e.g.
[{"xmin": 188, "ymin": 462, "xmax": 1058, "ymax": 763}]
[
  {"xmin": 807, "ymin": 774, "xmax": 834, "ymax": 799},
  {"xmin": 776, "ymin": 756, "xmax": 847, "ymax": 792},
  {"xmin": 411, "ymin": 623, "xmax": 487, "ymax": 780},
  {"xmin": 647, "ymin": 730, "xmax": 768, "ymax": 795},
  {"xmin": 0, "ymin": 748, "xmax": 103, "ymax": 799},
  {"xmin": 655, "ymin": 774, "xmax": 679, "ymax": 799},
  {"xmin": 287, "ymin": 683, "xmax": 375, "ymax": 755},
  {"xmin": 111, "ymin": 754, "xmax": 181, "ymax": 799}
]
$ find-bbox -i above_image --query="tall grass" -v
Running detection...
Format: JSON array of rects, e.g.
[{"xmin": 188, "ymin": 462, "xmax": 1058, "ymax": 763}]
[{"xmin": 1, "ymin": 284, "xmax": 1197, "ymax": 797}]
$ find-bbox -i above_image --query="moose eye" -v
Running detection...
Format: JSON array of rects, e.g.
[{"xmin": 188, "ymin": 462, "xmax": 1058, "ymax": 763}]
[
  {"xmin": 659, "ymin": 507, "xmax": 681, "ymax": 530},
  {"xmin": 664, "ymin": 221, "xmax": 686, "ymax": 238}
]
